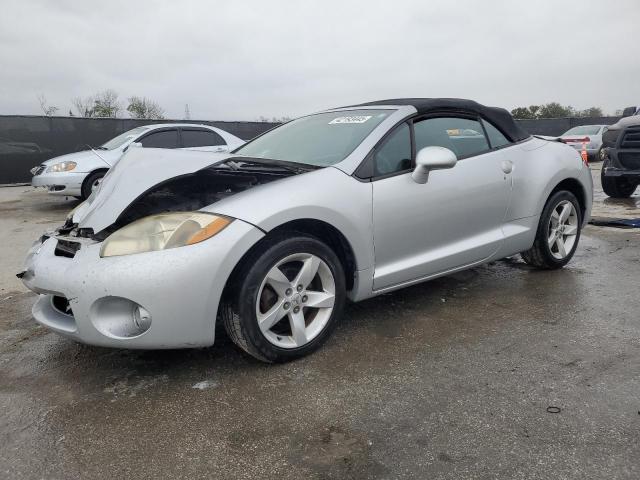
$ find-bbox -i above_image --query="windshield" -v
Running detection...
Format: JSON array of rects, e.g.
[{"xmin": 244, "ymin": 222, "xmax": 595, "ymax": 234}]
[
  {"xmin": 100, "ymin": 127, "xmax": 149, "ymax": 150},
  {"xmin": 234, "ymin": 109, "xmax": 392, "ymax": 166},
  {"xmin": 562, "ymin": 126, "xmax": 602, "ymax": 136}
]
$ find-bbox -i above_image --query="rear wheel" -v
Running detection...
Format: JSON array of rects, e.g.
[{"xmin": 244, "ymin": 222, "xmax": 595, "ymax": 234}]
[
  {"xmin": 601, "ymin": 164, "xmax": 637, "ymax": 198},
  {"xmin": 222, "ymin": 233, "xmax": 346, "ymax": 362},
  {"xmin": 521, "ymin": 191, "xmax": 582, "ymax": 269}
]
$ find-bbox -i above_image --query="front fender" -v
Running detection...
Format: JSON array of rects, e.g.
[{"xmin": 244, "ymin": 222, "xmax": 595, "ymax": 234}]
[{"xmin": 205, "ymin": 167, "xmax": 375, "ymax": 271}]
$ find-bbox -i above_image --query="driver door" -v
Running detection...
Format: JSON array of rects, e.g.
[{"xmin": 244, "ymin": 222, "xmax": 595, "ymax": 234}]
[{"xmin": 371, "ymin": 115, "xmax": 511, "ymax": 290}]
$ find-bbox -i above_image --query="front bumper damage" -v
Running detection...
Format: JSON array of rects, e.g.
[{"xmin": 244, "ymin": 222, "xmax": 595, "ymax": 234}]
[{"xmin": 20, "ymin": 220, "xmax": 264, "ymax": 349}]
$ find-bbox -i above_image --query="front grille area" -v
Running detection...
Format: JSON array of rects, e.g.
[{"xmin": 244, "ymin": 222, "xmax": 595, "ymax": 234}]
[
  {"xmin": 602, "ymin": 128, "xmax": 621, "ymax": 148},
  {"xmin": 54, "ymin": 239, "xmax": 81, "ymax": 258},
  {"xmin": 33, "ymin": 165, "xmax": 46, "ymax": 176},
  {"xmin": 52, "ymin": 296, "xmax": 74, "ymax": 316},
  {"xmin": 618, "ymin": 152, "xmax": 640, "ymax": 170},
  {"xmin": 620, "ymin": 127, "xmax": 640, "ymax": 150}
]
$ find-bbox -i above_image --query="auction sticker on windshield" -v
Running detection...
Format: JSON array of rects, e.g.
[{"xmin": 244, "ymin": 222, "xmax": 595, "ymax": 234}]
[{"xmin": 329, "ymin": 116, "xmax": 372, "ymax": 124}]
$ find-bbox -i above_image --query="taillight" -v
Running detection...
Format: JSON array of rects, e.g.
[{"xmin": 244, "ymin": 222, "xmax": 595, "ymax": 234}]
[{"xmin": 561, "ymin": 136, "xmax": 590, "ymax": 143}]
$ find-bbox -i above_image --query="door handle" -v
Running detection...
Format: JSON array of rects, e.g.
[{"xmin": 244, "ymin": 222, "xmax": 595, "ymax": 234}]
[{"xmin": 501, "ymin": 160, "xmax": 513, "ymax": 174}]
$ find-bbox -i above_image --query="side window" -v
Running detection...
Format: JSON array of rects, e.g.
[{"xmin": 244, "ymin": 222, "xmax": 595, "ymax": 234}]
[
  {"xmin": 414, "ymin": 117, "xmax": 489, "ymax": 158},
  {"xmin": 139, "ymin": 129, "xmax": 179, "ymax": 148},
  {"xmin": 182, "ymin": 129, "xmax": 226, "ymax": 148},
  {"xmin": 374, "ymin": 123, "xmax": 411, "ymax": 176},
  {"xmin": 482, "ymin": 119, "xmax": 511, "ymax": 149}
]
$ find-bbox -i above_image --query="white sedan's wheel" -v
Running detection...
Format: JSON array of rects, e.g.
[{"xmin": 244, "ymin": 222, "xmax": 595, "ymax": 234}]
[
  {"xmin": 547, "ymin": 200, "xmax": 579, "ymax": 260},
  {"xmin": 256, "ymin": 253, "xmax": 336, "ymax": 349},
  {"xmin": 91, "ymin": 177, "xmax": 102, "ymax": 193}
]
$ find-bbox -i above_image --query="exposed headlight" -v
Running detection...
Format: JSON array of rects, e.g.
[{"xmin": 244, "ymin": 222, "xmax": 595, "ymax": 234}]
[
  {"xmin": 46, "ymin": 161, "xmax": 77, "ymax": 173},
  {"xmin": 100, "ymin": 212, "xmax": 233, "ymax": 258}
]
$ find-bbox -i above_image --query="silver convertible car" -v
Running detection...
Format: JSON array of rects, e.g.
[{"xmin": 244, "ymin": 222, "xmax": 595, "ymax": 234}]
[{"xmin": 19, "ymin": 99, "xmax": 593, "ymax": 362}]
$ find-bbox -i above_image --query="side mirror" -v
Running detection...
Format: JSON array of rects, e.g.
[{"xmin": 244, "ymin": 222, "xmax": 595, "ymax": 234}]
[{"xmin": 411, "ymin": 146, "xmax": 457, "ymax": 184}]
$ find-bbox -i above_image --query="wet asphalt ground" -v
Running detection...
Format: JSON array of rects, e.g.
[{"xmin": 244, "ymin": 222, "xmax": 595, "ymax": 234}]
[{"xmin": 1, "ymin": 164, "xmax": 639, "ymax": 479}]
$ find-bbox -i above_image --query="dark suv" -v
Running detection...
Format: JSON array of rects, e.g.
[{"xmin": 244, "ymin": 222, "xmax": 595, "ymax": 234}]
[{"xmin": 601, "ymin": 114, "xmax": 640, "ymax": 198}]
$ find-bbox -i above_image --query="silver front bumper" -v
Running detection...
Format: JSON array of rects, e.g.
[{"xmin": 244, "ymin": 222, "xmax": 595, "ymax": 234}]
[{"xmin": 21, "ymin": 221, "xmax": 264, "ymax": 349}]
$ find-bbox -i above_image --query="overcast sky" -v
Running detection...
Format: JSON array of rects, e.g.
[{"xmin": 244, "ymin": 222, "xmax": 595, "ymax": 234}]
[{"xmin": 1, "ymin": 0, "xmax": 638, "ymax": 120}]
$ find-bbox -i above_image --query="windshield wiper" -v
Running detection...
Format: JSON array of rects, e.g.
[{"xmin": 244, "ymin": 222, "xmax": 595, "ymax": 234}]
[{"xmin": 223, "ymin": 156, "xmax": 321, "ymax": 174}]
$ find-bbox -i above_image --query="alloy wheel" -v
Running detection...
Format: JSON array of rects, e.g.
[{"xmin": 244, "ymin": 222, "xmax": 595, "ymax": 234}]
[
  {"xmin": 256, "ymin": 253, "xmax": 336, "ymax": 349},
  {"xmin": 547, "ymin": 200, "xmax": 578, "ymax": 260}
]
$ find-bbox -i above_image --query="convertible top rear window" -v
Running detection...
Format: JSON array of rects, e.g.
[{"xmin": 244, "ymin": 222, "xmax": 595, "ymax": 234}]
[{"xmin": 234, "ymin": 109, "xmax": 392, "ymax": 167}]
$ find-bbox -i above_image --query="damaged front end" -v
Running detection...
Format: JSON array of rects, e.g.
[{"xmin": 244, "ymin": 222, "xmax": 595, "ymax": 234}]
[{"xmin": 62, "ymin": 158, "xmax": 303, "ymax": 242}]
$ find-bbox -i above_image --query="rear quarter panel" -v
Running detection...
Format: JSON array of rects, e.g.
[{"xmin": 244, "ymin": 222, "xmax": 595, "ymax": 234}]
[{"xmin": 507, "ymin": 138, "xmax": 593, "ymax": 223}]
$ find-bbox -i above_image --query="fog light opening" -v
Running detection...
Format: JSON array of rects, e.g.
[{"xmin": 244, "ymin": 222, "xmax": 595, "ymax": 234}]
[
  {"xmin": 133, "ymin": 306, "xmax": 152, "ymax": 331},
  {"xmin": 90, "ymin": 296, "xmax": 153, "ymax": 339}
]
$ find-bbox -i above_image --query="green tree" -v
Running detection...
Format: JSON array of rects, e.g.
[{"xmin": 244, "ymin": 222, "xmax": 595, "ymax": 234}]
[
  {"xmin": 537, "ymin": 102, "xmax": 574, "ymax": 118},
  {"xmin": 127, "ymin": 96, "xmax": 165, "ymax": 119},
  {"xmin": 577, "ymin": 107, "xmax": 603, "ymax": 117},
  {"xmin": 72, "ymin": 89, "xmax": 121, "ymax": 117},
  {"xmin": 92, "ymin": 90, "xmax": 121, "ymax": 117},
  {"xmin": 511, "ymin": 105, "xmax": 540, "ymax": 119}
]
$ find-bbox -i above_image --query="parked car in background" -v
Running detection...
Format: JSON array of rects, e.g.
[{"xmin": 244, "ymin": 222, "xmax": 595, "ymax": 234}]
[
  {"xmin": 19, "ymin": 98, "xmax": 592, "ymax": 362},
  {"xmin": 30, "ymin": 124, "xmax": 244, "ymax": 199},
  {"xmin": 559, "ymin": 125, "xmax": 609, "ymax": 161},
  {"xmin": 600, "ymin": 115, "xmax": 640, "ymax": 198}
]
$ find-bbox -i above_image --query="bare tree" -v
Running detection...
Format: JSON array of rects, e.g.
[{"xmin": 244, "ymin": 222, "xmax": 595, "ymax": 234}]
[
  {"xmin": 126, "ymin": 96, "xmax": 165, "ymax": 119},
  {"xmin": 184, "ymin": 103, "xmax": 191, "ymax": 120},
  {"xmin": 37, "ymin": 94, "xmax": 58, "ymax": 116},
  {"xmin": 72, "ymin": 95, "xmax": 96, "ymax": 117}
]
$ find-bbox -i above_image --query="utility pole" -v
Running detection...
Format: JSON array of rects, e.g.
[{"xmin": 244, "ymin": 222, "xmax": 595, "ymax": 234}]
[{"xmin": 184, "ymin": 104, "xmax": 191, "ymax": 120}]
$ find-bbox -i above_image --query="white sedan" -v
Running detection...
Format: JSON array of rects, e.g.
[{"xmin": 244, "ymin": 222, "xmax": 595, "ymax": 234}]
[{"xmin": 30, "ymin": 124, "xmax": 244, "ymax": 199}]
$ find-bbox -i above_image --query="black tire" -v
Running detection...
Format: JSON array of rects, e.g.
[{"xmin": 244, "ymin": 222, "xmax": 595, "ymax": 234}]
[
  {"xmin": 601, "ymin": 163, "xmax": 637, "ymax": 198},
  {"xmin": 521, "ymin": 190, "xmax": 582, "ymax": 270},
  {"xmin": 80, "ymin": 170, "xmax": 106, "ymax": 200},
  {"xmin": 221, "ymin": 232, "xmax": 346, "ymax": 363}
]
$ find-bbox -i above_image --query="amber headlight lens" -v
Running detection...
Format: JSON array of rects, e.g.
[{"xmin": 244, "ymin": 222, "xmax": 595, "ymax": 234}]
[
  {"xmin": 100, "ymin": 212, "xmax": 232, "ymax": 258},
  {"xmin": 46, "ymin": 161, "xmax": 77, "ymax": 173}
]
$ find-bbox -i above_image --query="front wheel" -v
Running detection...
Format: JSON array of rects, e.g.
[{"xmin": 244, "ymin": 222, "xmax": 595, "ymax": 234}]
[
  {"xmin": 80, "ymin": 171, "xmax": 105, "ymax": 200},
  {"xmin": 222, "ymin": 233, "xmax": 346, "ymax": 362},
  {"xmin": 521, "ymin": 191, "xmax": 582, "ymax": 269}
]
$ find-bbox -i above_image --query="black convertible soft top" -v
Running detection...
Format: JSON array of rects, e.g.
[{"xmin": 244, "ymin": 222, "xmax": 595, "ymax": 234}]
[{"xmin": 348, "ymin": 98, "xmax": 530, "ymax": 143}]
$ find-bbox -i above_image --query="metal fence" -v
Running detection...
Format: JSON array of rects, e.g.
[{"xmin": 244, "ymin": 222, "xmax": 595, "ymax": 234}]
[{"xmin": 0, "ymin": 114, "xmax": 622, "ymax": 185}]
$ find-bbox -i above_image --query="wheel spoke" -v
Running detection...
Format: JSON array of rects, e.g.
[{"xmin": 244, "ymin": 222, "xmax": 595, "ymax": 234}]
[
  {"xmin": 559, "ymin": 203, "xmax": 572, "ymax": 223},
  {"xmin": 258, "ymin": 300, "xmax": 287, "ymax": 331},
  {"xmin": 555, "ymin": 236, "xmax": 567, "ymax": 257},
  {"xmin": 551, "ymin": 209, "xmax": 560, "ymax": 227},
  {"xmin": 547, "ymin": 230, "xmax": 557, "ymax": 246},
  {"xmin": 289, "ymin": 310, "xmax": 307, "ymax": 346},
  {"xmin": 294, "ymin": 256, "xmax": 320, "ymax": 289},
  {"xmin": 304, "ymin": 290, "xmax": 335, "ymax": 309},
  {"xmin": 564, "ymin": 225, "xmax": 578, "ymax": 236},
  {"xmin": 265, "ymin": 266, "xmax": 291, "ymax": 297}
]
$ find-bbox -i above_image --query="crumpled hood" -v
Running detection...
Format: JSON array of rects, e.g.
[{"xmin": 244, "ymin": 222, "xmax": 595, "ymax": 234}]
[{"xmin": 74, "ymin": 148, "xmax": 231, "ymax": 232}]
